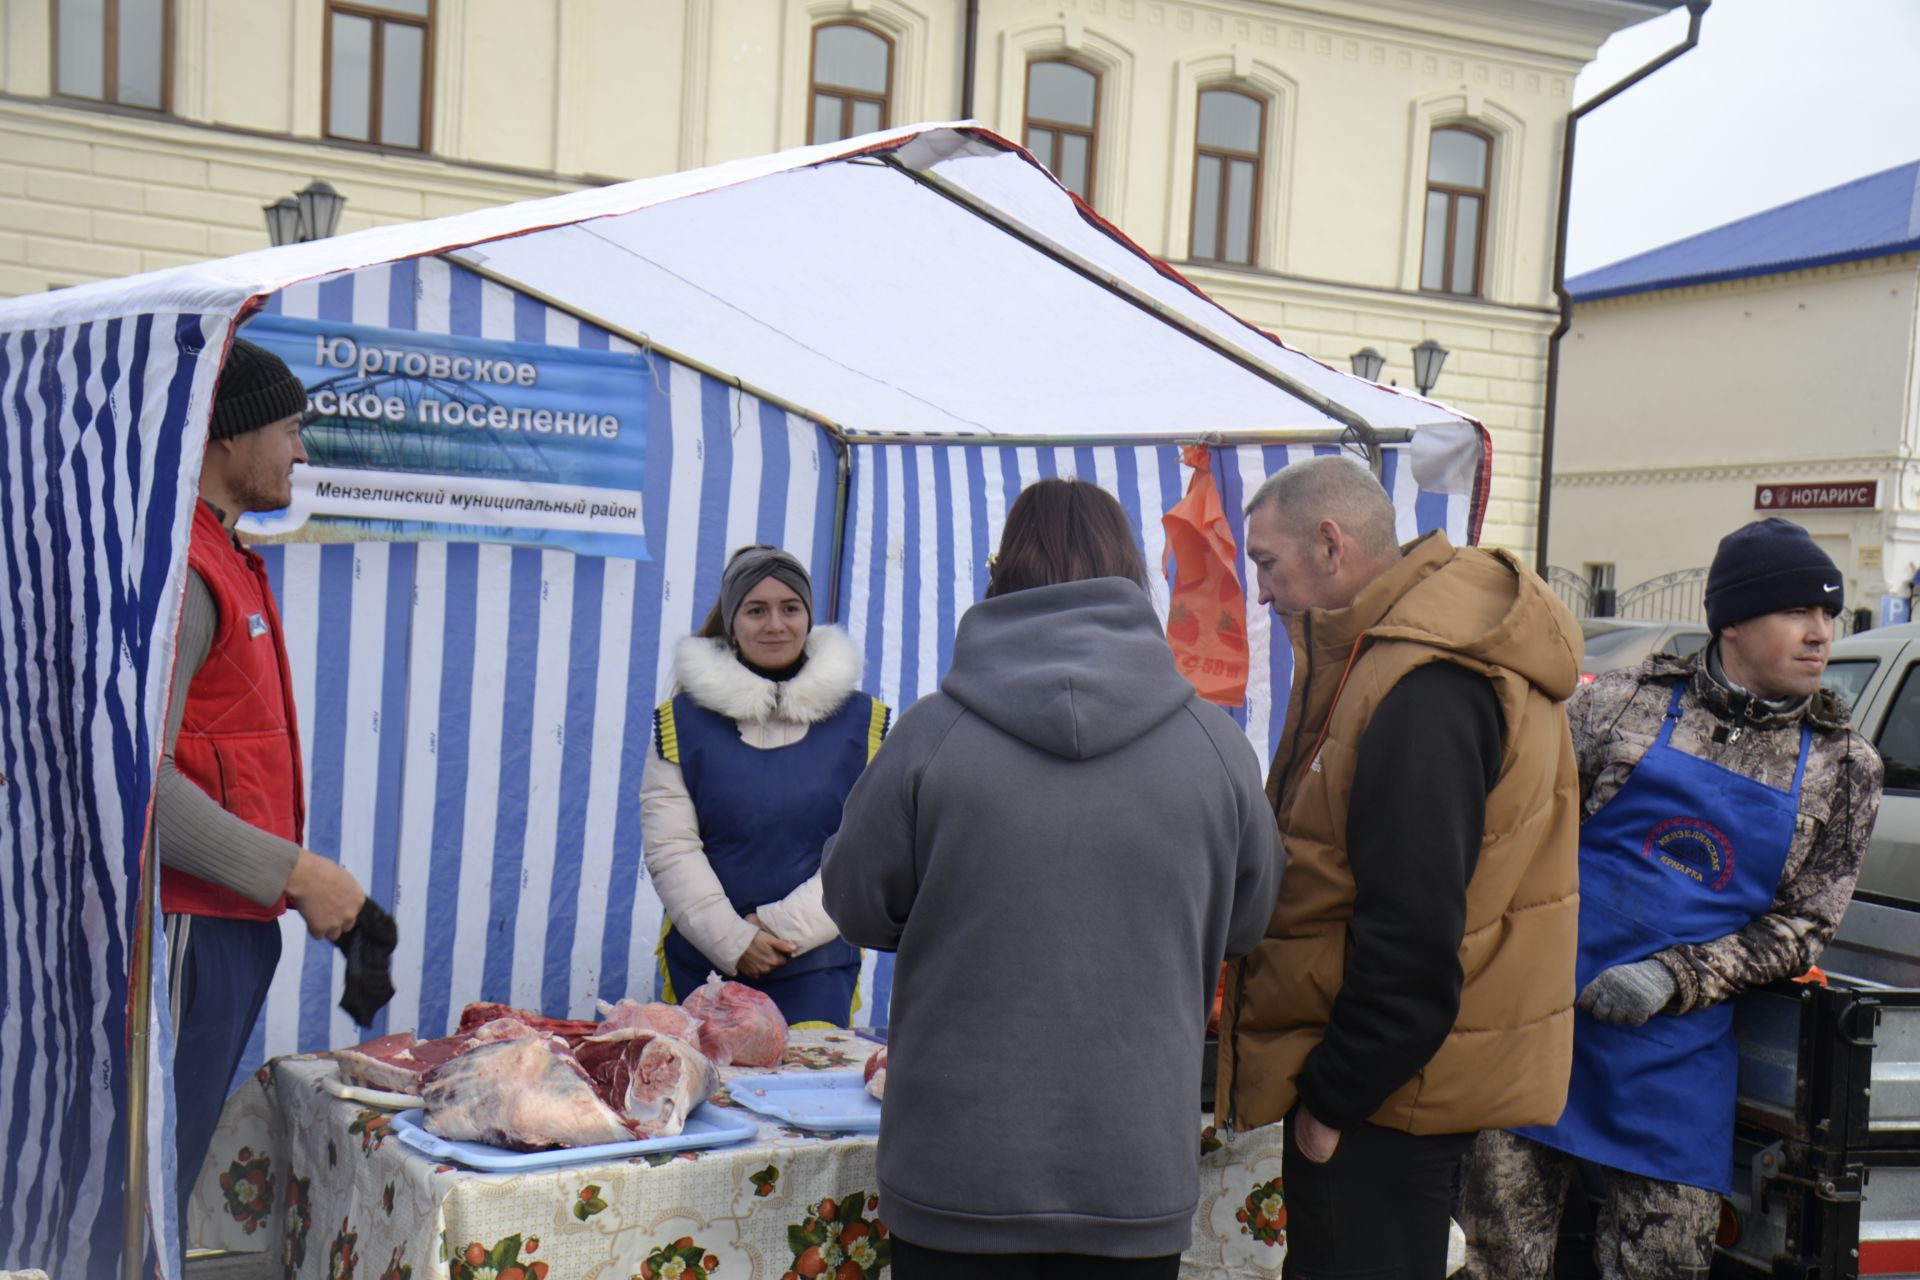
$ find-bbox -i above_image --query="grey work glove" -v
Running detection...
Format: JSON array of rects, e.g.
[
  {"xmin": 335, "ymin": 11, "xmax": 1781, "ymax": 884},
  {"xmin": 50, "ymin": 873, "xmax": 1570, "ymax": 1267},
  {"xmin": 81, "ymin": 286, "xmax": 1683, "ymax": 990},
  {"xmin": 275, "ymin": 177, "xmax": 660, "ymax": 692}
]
[{"xmin": 1576, "ymin": 958, "xmax": 1677, "ymax": 1026}]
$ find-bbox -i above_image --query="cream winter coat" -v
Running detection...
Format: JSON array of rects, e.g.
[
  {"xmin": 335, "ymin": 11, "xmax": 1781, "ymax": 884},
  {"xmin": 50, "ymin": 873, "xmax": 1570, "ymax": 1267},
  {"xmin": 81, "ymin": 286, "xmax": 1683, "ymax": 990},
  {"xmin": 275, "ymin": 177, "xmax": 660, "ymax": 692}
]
[{"xmin": 640, "ymin": 626, "xmax": 865, "ymax": 975}]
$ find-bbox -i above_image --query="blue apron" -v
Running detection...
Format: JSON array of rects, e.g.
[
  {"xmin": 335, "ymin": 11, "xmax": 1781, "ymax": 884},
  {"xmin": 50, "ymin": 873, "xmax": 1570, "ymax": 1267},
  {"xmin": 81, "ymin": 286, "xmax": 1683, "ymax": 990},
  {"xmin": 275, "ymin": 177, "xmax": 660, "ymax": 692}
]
[
  {"xmin": 662, "ymin": 691, "xmax": 874, "ymax": 1025},
  {"xmin": 1513, "ymin": 681, "xmax": 1809, "ymax": 1192}
]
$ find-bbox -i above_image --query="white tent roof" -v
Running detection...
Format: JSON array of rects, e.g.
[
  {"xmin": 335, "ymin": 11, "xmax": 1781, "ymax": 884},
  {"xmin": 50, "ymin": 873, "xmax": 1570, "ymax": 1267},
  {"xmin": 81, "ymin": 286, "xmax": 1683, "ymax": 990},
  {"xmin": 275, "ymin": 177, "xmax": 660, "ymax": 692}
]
[{"xmin": 0, "ymin": 123, "xmax": 1478, "ymax": 448}]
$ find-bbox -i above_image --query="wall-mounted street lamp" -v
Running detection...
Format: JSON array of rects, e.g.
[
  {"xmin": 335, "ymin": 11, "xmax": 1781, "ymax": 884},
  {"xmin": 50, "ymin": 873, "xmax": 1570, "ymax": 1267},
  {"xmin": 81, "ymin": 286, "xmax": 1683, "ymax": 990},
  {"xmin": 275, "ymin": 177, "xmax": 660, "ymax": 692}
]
[
  {"xmin": 1348, "ymin": 347, "xmax": 1385, "ymax": 382},
  {"xmin": 1411, "ymin": 339, "xmax": 1450, "ymax": 396},
  {"xmin": 262, "ymin": 180, "xmax": 348, "ymax": 246}
]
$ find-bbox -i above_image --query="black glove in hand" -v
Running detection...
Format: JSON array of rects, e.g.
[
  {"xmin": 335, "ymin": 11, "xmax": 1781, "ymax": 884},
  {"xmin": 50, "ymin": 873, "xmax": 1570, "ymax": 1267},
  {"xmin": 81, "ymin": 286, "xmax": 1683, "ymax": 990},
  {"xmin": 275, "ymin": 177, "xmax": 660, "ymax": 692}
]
[
  {"xmin": 334, "ymin": 898, "xmax": 399, "ymax": 1028},
  {"xmin": 1576, "ymin": 958, "xmax": 1677, "ymax": 1026}
]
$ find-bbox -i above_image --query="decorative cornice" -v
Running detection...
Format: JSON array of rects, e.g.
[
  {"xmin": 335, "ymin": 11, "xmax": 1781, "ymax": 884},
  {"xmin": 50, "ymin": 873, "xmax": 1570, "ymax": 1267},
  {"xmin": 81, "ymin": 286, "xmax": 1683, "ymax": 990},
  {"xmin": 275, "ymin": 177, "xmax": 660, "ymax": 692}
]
[
  {"xmin": 1186, "ymin": 264, "xmax": 1559, "ymax": 331},
  {"xmin": 1081, "ymin": 0, "xmax": 1596, "ymax": 96},
  {"xmin": 0, "ymin": 96, "xmax": 606, "ymax": 195},
  {"xmin": 1572, "ymin": 252, "xmax": 1920, "ymax": 311},
  {"xmin": 1555, "ymin": 455, "xmax": 1920, "ymax": 488}
]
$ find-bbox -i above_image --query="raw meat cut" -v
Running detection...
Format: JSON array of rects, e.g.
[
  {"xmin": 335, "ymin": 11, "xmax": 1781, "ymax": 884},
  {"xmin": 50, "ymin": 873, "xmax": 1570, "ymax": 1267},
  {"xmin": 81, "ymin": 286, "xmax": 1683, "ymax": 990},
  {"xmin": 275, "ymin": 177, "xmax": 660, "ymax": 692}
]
[
  {"xmin": 864, "ymin": 1047, "xmax": 887, "ymax": 1101},
  {"xmin": 464, "ymin": 1016, "xmax": 548, "ymax": 1045},
  {"xmin": 423, "ymin": 1036, "xmax": 632, "ymax": 1151},
  {"xmin": 574, "ymin": 1029, "xmax": 719, "ymax": 1138},
  {"xmin": 680, "ymin": 974, "xmax": 788, "ymax": 1067},
  {"xmin": 456, "ymin": 1002, "xmax": 600, "ymax": 1042},
  {"xmin": 596, "ymin": 999, "xmax": 703, "ymax": 1044},
  {"xmin": 333, "ymin": 1019, "xmax": 547, "ymax": 1093},
  {"xmin": 333, "ymin": 1032, "xmax": 422, "ymax": 1093},
  {"xmin": 405, "ymin": 1032, "xmax": 485, "ymax": 1074}
]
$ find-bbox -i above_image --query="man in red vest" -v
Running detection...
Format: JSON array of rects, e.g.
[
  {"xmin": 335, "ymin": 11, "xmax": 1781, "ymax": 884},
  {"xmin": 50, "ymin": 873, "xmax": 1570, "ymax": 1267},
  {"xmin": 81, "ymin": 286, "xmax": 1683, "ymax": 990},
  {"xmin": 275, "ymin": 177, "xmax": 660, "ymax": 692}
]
[{"xmin": 158, "ymin": 337, "xmax": 367, "ymax": 1233}]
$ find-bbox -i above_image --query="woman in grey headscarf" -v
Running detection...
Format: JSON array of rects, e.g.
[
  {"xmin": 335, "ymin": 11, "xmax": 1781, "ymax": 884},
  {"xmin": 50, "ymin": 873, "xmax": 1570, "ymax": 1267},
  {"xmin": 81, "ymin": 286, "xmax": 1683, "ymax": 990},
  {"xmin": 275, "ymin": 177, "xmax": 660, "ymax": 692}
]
[{"xmin": 640, "ymin": 544, "xmax": 888, "ymax": 1024}]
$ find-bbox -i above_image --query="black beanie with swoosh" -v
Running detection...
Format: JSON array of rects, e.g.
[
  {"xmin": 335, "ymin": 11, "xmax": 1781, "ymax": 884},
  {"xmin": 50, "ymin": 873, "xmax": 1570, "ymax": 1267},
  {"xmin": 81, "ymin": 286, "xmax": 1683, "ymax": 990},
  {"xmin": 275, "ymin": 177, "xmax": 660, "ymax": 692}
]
[
  {"xmin": 1704, "ymin": 517, "xmax": 1844, "ymax": 633},
  {"xmin": 210, "ymin": 338, "xmax": 308, "ymax": 440}
]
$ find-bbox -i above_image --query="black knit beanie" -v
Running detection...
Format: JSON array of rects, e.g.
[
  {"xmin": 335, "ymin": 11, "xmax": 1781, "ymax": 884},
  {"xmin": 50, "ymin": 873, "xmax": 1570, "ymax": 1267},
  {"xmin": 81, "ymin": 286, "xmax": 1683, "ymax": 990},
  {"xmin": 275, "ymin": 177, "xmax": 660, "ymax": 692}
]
[
  {"xmin": 210, "ymin": 338, "xmax": 308, "ymax": 440},
  {"xmin": 1704, "ymin": 518, "xmax": 1844, "ymax": 633}
]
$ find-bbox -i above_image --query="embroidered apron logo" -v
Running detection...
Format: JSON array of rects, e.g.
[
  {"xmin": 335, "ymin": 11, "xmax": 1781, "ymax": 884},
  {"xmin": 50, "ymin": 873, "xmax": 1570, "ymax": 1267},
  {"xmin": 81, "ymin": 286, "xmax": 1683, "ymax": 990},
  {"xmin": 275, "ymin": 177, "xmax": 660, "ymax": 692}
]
[{"xmin": 1641, "ymin": 817, "xmax": 1737, "ymax": 892}]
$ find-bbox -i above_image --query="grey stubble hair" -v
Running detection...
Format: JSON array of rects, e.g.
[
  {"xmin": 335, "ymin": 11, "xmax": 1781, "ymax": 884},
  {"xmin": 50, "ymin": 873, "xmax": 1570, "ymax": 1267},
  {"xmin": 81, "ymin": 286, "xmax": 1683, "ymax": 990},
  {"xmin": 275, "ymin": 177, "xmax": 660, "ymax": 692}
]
[{"xmin": 1244, "ymin": 454, "xmax": 1400, "ymax": 557}]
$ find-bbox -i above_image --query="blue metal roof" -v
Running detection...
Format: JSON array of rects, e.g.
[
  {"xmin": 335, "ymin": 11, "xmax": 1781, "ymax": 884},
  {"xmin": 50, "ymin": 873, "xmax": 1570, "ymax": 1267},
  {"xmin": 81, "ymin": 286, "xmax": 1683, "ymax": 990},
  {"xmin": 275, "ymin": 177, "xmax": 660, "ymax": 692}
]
[{"xmin": 1568, "ymin": 159, "xmax": 1920, "ymax": 301}]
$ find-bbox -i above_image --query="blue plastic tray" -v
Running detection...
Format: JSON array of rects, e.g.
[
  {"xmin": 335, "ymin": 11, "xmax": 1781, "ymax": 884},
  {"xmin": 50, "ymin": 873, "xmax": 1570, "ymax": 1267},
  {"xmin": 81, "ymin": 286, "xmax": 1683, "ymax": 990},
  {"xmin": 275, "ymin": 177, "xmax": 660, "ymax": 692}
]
[
  {"xmin": 725, "ymin": 1071, "xmax": 882, "ymax": 1132},
  {"xmin": 390, "ymin": 1102, "xmax": 758, "ymax": 1171}
]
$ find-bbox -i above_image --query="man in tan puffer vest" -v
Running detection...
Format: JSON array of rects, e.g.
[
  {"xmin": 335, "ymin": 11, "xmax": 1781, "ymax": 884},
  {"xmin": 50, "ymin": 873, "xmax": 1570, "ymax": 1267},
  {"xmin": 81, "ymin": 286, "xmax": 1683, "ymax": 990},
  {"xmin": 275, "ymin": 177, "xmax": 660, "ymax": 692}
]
[{"xmin": 1216, "ymin": 456, "xmax": 1582, "ymax": 1279}]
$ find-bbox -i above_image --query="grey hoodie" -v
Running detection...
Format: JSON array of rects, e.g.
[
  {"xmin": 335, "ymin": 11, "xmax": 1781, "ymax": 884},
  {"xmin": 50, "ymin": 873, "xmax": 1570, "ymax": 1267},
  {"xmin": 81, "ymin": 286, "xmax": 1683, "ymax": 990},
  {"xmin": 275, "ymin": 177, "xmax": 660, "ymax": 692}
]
[{"xmin": 821, "ymin": 577, "xmax": 1281, "ymax": 1257}]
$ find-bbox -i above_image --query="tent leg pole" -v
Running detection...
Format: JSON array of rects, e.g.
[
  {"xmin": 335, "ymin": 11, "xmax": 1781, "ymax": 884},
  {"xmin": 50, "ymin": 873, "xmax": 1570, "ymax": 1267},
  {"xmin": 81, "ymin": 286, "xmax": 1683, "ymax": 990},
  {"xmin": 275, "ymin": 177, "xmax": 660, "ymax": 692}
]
[
  {"xmin": 122, "ymin": 830, "xmax": 159, "ymax": 1280},
  {"xmin": 826, "ymin": 437, "xmax": 852, "ymax": 626}
]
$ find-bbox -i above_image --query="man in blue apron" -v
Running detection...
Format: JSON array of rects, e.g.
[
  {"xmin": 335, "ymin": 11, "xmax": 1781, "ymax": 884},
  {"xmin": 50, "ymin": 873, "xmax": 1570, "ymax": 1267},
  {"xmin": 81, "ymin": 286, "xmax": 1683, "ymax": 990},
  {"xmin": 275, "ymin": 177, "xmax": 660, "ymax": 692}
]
[{"xmin": 1461, "ymin": 517, "xmax": 1882, "ymax": 1279}]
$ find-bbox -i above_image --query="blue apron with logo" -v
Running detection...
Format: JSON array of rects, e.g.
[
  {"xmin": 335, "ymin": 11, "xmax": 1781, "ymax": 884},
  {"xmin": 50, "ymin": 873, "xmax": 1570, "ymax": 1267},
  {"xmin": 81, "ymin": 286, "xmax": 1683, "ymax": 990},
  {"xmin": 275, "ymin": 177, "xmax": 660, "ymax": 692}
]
[{"xmin": 1513, "ymin": 680, "xmax": 1808, "ymax": 1192}]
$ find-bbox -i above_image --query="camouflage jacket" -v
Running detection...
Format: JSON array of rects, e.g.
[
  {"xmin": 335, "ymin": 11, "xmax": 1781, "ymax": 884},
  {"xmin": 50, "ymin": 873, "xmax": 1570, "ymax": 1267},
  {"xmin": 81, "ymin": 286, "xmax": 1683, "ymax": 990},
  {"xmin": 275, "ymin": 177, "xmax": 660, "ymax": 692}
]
[{"xmin": 1572, "ymin": 652, "xmax": 1882, "ymax": 1014}]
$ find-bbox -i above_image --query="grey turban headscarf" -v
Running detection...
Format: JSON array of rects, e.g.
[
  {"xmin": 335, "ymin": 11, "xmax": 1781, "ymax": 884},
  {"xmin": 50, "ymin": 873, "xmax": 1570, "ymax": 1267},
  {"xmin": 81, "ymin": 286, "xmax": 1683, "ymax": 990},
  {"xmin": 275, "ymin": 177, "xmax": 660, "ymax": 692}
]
[{"xmin": 719, "ymin": 546, "xmax": 814, "ymax": 639}]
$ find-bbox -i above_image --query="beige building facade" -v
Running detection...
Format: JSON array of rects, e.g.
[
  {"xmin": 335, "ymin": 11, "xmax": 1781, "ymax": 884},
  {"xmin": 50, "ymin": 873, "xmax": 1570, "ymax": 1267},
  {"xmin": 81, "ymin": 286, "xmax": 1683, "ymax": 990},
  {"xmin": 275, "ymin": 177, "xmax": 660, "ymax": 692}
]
[
  {"xmin": 0, "ymin": 0, "xmax": 1673, "ymax": 556},
  {"xmin": 1549, "ymin": 167, "xmax": 1920, "ymax": 622}
]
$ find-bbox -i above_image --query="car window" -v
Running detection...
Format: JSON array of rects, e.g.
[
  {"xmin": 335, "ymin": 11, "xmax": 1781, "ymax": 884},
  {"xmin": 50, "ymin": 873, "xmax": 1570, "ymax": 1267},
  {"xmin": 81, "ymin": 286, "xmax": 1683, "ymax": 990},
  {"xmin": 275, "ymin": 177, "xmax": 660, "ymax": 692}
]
[
  {"xmin": 1873, "ymin": 665, "xmax": 1920, "ymax": 792},
  {"xmin": 1823, "ymin": 659, "xmax": 1879, "ymax": 719},
  {"xmin": 1666, "ymin": 630, "xmax": 1710, "ymax": 659},
  {"xmin": 1580, "ymin": 627, "xmax": 1648, "ymax": 661}
]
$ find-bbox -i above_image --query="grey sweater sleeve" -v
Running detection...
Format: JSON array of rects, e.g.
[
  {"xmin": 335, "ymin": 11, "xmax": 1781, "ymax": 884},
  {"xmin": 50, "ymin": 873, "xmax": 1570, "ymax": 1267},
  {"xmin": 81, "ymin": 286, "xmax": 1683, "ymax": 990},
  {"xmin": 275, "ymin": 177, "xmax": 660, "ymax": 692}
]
[
  {"xmin": 1202, "ymin": 705, "xmax": 1283, "ymax": 961},
  {"xmin": 154, "ymin": 568, "xmax": 303, "ymax": 906},
  {"xmin": 820, "ymin": 698, "xmax": 964, "ymax": 952}
]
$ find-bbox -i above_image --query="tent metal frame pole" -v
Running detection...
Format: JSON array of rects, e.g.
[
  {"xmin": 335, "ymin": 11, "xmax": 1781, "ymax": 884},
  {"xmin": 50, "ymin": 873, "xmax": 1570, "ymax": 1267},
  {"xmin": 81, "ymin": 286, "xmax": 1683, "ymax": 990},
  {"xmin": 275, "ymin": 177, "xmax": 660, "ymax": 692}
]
[
  {"xmin": 441, "ymin": 254, "xmax": 855, "ymax": 442},
  {"xmin": 836, "ymin": 428, "xmax": 1412, "ymax": 449},
  {"xmin": 825, "ymin": 439, "xmax": 853, "ymax": 625},
  {"xmin": 442, "ymin": 254, "xmax": 875, "ymax": 625},
  {"xmin": 122, "ymin": 827, "xmax": 159, "ymax": 1280},
  {"xmin": 874, "ymin": 154, "xmax": 1389, "ymax": 474}
]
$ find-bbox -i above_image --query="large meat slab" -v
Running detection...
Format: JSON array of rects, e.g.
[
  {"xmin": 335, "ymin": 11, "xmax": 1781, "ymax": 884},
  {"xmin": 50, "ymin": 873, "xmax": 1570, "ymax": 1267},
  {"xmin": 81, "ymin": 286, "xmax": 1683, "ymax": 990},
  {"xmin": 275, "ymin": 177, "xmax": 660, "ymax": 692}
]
[
  {"xmin": 574, "ymin": 1029, "xmax": 719, "ymax": 1138},
  {"xmin": 422, "ymin": 1036, "xmax": 633, "ymax": 1151}
]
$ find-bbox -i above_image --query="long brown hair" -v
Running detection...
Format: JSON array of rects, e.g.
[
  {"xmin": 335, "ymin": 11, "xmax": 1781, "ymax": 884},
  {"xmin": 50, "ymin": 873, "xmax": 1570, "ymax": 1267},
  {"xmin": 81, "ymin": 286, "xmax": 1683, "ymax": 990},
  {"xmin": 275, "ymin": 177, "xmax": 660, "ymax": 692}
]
[{"xmin": 985, "ymin": 478, "xmax": 1150, "ymax": 598}]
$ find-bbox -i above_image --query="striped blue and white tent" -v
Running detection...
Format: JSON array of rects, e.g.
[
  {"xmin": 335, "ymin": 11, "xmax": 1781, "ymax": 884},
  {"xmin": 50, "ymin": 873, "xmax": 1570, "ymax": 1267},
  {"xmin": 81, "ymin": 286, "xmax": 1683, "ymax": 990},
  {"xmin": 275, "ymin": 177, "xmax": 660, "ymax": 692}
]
[{"xmin": 0, "ymin": 123, "xmax": 1487, "ymax": 1278}]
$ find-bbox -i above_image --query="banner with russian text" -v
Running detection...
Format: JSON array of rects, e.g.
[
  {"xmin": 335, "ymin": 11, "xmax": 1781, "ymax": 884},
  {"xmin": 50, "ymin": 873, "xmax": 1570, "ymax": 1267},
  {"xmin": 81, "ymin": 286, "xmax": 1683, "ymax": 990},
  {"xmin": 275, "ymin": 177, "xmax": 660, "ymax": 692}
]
[{"xmin": 238, "ymin": 313, "xmax": 650, "ymax": 560}]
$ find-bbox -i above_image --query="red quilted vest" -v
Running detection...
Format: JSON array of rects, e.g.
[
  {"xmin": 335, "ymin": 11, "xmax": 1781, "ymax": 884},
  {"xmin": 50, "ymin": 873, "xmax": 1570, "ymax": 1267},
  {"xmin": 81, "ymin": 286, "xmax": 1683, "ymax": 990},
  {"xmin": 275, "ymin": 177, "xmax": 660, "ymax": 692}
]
[{"xmin": 161, "ymin": 500, "xmax": 304, "ymax": 920}]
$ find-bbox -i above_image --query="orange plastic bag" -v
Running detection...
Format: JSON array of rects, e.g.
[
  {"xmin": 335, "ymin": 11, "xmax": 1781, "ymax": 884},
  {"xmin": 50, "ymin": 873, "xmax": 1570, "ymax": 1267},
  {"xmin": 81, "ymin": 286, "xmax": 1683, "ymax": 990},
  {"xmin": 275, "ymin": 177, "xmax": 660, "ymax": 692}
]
[{"xmin": 1162, "ymin": 445, "xmax": 1249, "ymax": 707}]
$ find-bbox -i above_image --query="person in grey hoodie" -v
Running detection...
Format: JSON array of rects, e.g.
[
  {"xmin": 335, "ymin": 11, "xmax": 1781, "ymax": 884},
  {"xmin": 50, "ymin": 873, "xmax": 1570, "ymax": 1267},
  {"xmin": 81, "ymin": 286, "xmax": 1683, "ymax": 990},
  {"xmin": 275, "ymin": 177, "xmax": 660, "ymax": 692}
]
[{"xmin": 821, "ymin": 478, "xmax": 1283, "ymax": 1280}]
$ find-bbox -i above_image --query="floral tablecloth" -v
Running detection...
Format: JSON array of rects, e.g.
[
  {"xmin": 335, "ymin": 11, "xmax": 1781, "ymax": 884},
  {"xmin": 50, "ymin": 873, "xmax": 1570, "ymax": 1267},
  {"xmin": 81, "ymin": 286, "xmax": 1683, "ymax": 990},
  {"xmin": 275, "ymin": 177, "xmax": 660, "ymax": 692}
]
[{"xmin": 187, "ymin": 1031, "xmax": 1329, "ymax": 1279}]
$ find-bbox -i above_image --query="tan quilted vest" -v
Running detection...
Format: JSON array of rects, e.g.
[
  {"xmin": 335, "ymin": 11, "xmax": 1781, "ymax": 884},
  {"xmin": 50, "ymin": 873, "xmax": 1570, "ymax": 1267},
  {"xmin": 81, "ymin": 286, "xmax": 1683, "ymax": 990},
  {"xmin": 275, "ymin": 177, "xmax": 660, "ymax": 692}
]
[{"xmin": 1218, "ymin": 532, "xmax": 1582, "ymax": 1135}]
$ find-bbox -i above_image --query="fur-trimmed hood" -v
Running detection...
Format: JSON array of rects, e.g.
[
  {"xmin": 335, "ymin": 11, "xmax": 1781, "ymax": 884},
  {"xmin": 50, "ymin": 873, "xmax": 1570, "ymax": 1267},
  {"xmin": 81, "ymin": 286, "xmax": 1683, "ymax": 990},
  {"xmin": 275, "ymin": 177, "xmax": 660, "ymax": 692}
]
[{"xmin": 672, "ymin": 626, "xmax": 864, "ymax": 725}]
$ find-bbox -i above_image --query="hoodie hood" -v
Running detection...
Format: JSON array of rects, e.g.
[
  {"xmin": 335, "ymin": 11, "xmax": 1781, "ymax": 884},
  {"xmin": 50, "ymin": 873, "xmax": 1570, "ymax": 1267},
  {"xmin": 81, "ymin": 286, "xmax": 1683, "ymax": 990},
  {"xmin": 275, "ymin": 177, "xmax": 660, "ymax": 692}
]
[
  {"xmin": 1324, "ymin": 531, "xmax": 1582, "ymax": 702},
  {"xmin": 941, "ymin": 578, "xmax": 1195, "ymax": 760}
]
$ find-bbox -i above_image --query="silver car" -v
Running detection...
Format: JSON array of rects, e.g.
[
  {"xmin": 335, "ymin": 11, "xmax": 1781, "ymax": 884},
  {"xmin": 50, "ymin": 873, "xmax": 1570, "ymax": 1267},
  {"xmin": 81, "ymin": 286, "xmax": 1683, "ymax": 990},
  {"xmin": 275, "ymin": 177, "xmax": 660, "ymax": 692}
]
[
  {"xmin": 1820, "ymin": 623, "xmax": 1920, "ymax": 983},
  {"xmin": 1579, "ymin": 618, "xmax": 1712, "ymax": 682}
]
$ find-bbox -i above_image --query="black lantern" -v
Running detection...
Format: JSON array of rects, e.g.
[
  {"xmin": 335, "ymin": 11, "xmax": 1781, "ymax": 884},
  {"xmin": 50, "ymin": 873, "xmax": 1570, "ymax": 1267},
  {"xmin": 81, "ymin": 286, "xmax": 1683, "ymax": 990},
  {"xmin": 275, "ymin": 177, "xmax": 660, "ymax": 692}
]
[
  {"xmin": 1349, "ymin": 347, "xmax": 1385, "ymax": 382},
  {"xmin": 296, "ymin": 181, "xmax": 346, "ymax": 242},
  {"xmin": 1411, "ymin": 339, "xmax": 1450, "ymax": 395},
  {"xmin": 263, "ymin": 181, "xmax": 348, "ymax": 246},
  {"xmin": 262, "ymin": 196, "xmax": 304, "ymax": 247}
]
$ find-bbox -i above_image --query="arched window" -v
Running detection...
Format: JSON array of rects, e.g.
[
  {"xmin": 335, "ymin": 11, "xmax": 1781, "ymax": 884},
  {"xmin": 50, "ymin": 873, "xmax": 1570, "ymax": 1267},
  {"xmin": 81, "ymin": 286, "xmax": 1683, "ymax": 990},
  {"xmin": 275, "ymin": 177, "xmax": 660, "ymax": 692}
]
[
  {"xmin": 1190, "ymin": 88, "xmax": 1264, "ymax": 264},
  {"xmin": 1420, "ymin": 126, "xmax": 1491, "ymax": 296},
  {"xmin": 809, "ymin": 22, "xmax": 892, "ymax": 145},
  {"xmin": 1024, "ymin": 59, "xmax": 1099, "ymax": 201}
]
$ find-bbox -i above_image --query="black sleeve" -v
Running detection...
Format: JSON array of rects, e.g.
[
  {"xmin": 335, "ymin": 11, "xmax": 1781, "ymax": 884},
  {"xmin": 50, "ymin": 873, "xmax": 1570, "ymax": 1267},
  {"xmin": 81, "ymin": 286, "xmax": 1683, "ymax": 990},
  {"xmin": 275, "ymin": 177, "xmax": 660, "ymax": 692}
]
[{"xmin": 1294, "ymin": 661, "xmax": 1504, "ymax": 1131}]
